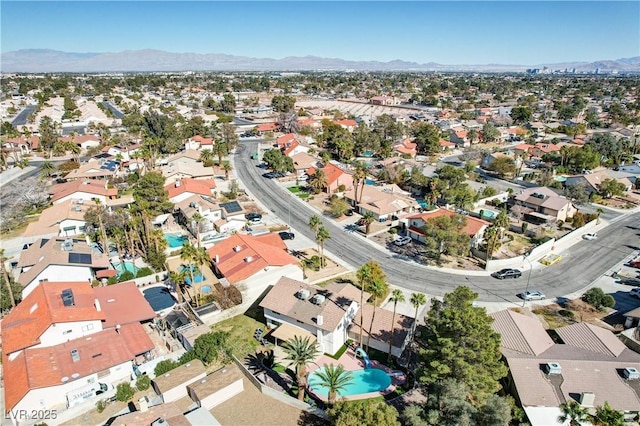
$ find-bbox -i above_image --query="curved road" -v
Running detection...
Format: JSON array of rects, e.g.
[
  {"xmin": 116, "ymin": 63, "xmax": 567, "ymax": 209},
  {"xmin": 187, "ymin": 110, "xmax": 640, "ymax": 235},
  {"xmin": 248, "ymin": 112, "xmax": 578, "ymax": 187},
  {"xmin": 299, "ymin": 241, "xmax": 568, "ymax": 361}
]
[{"xmin": 234, "ymin": 142, "xmax": 640, "ymax": 302}]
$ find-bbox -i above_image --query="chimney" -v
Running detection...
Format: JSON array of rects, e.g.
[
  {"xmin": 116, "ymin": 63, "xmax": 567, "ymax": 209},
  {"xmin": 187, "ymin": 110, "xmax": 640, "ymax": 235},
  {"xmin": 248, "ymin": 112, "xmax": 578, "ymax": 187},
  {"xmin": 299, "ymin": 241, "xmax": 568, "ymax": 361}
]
[
  {"xmin": 317, "ymin": 315, "xmax": 323, "ymax": 326},
  {"xmin": 115, "ymin": 324, "xmax": 121, "ymax": 335},
  {"xmin": 138, "ymin": 396, "xmax": 148, "ymax": 412},
  {"xmin": 94, "ymin": 298, "xmax": 101, "ymax": 312},
  {"xmin": 215, "ymin": 254, "xmax": 219, "ymax": 263},
  {"xmin": 579, "ymin": 392, "xmax": 595, "ymax": 407},
  {"xmin": 175, "ymin": 178, "xmax": 181, "ymax": 188}
]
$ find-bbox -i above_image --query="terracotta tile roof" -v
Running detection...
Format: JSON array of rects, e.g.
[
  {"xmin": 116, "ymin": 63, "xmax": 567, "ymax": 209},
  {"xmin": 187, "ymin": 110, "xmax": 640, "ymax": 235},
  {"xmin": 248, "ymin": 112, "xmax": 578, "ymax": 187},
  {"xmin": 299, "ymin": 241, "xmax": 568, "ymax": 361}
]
[
  {"xmin": 514, "ymin": 143, "xmax": 534, "ymax": 151},
  {"xmin": 206, "ymin": 234, "xmax": 299, "ymax": 284},
  {"xmin": 533, "ymin": 143, "xmax": 561, "ymax": 153},
  {"xmin": 3, "ymin": 323, "xmax": 153, "ymax": 411},
  {"xmin": 334, "ymin": 119, "xmax": 358, "ymax": 127},
  {"xmin": 350, "ymin": 304, "xmax": 413, "ymax": 348},
  {"xmin": 1, "ymin": 282, "xmax": 105, "ymax": 355},
  {"xmin": 306, "ymin": 163, "xmax": 348, "ymax": 186},
  {"xmin": 23, "ymin": 199, "xmax": 97, "ymax": 238},
  {"xmin": 164, "ymin": 178, "xmax": 216, "ymax": 200},
  {"xmin": 188, "ymin": 135, "xmax": 213, "ymax": 145},
  {"xmin": 93, "ymin": 282, "xmax": 156, "ymax": 329},
  {"xmin": 276, "ymin": 133, "xmax": 297, "ymax": 148},
  {"xmin": 259, "ymin": 277, "xmax": 368, "ymax": 332},
  {"xmin": 407, "ymin": 209, "xmax": 489, "ymax": 237},
  {"xmin": 439, "ymin": 139, "xmax": 455, "ymax": 147},
  {"xmin": 1, "ymin": 136, "xmax": 41, "ymax": 149},
  {"xmin": 17, "ymin": 237, "xmax": 110, "ymax": 288},
  {"xmin": 394, "ymin": 138, "xmax": 417, "ymax": 155},
  {"xmin": 257, "ymin": 122, "xmax": 278, "ymax": 132},
  {"xmin": 282, "ymin": 139, "xmax": 300, "ymax": 156},
  {"xmin": 49, "ymin": 179, "xmax": 117, "ymax": 203}
]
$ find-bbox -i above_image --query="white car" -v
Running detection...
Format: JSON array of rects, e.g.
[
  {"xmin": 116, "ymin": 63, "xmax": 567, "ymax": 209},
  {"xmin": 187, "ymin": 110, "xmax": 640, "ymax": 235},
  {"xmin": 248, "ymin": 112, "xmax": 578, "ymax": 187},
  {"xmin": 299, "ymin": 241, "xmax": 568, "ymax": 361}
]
[
  {"xmin": 394, "ymin": 236, "xmax": 412, "ymax": 246},
  {"xmin": 583, "ymin": 233, "xmax": 598, "ymax": 240}
]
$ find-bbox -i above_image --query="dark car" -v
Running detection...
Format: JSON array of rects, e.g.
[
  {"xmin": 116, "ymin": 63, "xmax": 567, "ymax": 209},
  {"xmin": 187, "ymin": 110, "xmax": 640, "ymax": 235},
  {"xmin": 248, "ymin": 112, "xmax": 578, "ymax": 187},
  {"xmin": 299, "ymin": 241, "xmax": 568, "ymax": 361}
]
[
  {"xmin": 279, "ymin": 231, "xmax": 295, "ymax": 240},
  {"xmin": 245, "ymin": 212, "xmax": 262, "ymax": 221},
  {"xmin": 492, "ymin": 268, "xmax": 522, "ymax": 279},
  {"xmin": 345, "ymin": 209, "xmax": 354, "ymax": 216}
]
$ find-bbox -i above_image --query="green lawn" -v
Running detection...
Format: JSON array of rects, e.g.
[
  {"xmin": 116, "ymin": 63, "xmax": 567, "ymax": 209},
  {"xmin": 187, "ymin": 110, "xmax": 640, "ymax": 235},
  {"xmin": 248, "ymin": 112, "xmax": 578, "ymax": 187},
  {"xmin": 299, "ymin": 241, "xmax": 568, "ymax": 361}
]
[
  {"xmin": 209, "ymin": 307, "xmax": 267, "ymax": 360},
  {"xmin": 297, "ymin": 193, "xmax": 310, "ymax": 199},
  {"xmin": 288, "ymin": 186, "xmax": 302, "ymax": 193}
]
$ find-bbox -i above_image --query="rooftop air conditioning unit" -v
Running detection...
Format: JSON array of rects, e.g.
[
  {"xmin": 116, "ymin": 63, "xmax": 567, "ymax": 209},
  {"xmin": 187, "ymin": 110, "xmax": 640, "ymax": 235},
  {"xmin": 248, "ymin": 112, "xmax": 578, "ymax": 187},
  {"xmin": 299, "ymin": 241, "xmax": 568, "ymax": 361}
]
[
  {"xmin": 234, "ymin": 245, "xmax": 242, "ymax": 252},
  {"xmin": 296, "ymin": 289, "xmax": 311, "ymax": 300},
  {"xmin": 545, "ymin": 362, "xmax": 562, "ymax": 375},
  {"xmin": 623, "ymin": 367, "xmax": 640, "ymax": 380},
  {"xmin": 70, "ymin": 349, "xmax": 80, "ymax": 362},
  {"xmin": 312, "ymin": 294, "xmax": 326, "ymax": 305},
  {"xmin": 244, "ymin": 256, "xmax": 253, "ymax": 263}
]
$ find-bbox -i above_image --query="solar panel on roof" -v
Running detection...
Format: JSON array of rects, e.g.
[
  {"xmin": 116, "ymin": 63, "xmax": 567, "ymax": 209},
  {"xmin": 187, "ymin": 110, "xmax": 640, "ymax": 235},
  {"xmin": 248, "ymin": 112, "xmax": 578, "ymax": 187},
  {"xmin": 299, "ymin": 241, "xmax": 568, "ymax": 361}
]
[
  {"xmin": 68, "ymin": 253, "xmax": 92, "ymax": 265},
  {"xmin": 220, "ymin": 201, "xmax": 242, "ymax": 213}
]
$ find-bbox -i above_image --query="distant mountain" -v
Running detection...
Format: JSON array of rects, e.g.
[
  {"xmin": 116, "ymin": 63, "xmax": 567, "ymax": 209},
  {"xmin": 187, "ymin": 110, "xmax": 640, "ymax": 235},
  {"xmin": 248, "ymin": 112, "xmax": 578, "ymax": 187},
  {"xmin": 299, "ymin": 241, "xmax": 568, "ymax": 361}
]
[{"xmin": 2, "ymin": 49, "xmax": 639, "ymax": 73}]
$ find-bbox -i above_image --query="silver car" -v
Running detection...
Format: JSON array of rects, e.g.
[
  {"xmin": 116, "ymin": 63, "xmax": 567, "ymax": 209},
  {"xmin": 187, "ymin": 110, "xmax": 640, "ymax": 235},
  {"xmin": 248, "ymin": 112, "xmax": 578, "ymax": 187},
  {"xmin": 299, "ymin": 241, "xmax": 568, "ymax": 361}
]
[{"xmin": 521, "ymin": 290, "xmax": 546, "ymax": 301}]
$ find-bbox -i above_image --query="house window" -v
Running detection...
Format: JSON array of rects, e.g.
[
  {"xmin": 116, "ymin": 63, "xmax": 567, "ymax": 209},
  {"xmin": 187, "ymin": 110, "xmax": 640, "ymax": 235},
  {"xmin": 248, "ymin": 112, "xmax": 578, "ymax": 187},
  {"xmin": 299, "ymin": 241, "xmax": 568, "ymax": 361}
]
[{"xmin": 63, "ymin": 329, "xmax": 72, "ymax": 335}]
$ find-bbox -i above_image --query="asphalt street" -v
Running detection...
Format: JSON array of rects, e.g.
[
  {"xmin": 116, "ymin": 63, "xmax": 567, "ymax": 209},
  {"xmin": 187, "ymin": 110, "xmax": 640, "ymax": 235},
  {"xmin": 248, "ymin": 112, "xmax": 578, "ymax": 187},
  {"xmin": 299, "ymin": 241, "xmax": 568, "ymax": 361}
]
[{"xmin": 235, "ymin": 141, "xmax": 640, "ymax": 303}]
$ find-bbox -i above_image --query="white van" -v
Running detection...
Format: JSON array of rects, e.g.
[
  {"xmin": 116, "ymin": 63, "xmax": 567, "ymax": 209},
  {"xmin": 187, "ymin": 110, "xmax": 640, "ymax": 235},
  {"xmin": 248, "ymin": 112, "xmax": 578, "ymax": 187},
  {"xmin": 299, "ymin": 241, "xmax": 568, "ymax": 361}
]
[{"xmin": 66, "ymin": 382, "xmax": 113, "ymax": 408}]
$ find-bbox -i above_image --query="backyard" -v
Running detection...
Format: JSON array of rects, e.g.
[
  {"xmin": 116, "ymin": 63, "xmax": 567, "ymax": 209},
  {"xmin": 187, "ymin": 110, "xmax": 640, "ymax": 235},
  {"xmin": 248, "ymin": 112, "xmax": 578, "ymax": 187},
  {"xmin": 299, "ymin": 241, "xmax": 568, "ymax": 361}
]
[{"xmin": 209, "ymin": 306, "xmax": 267, "ymax": 360}]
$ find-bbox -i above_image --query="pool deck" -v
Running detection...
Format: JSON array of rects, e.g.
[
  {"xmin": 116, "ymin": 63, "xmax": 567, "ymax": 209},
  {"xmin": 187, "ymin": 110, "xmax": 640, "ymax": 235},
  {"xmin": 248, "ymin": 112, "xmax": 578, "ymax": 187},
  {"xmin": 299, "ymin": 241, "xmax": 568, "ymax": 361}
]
[{"xmin": 307, "ymin": 347, "xmax": 406, "ymax": 402}]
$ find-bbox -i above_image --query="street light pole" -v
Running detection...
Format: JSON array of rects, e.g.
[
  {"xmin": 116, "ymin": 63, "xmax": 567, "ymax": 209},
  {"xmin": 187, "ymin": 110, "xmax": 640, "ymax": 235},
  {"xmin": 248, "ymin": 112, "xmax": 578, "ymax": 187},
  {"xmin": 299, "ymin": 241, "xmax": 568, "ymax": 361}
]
[{"xmin": 522, "ymin": 255, "xmax": 533, "ymax": 308}]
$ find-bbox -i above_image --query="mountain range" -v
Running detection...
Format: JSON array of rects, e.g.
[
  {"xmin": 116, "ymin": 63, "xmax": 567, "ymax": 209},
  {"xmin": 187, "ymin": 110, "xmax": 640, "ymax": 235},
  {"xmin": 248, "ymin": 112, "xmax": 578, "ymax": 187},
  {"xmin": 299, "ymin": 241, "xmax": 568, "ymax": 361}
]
[{"xmin": 2, "ymin": 49, "xmax": 640, "ymax": 73}]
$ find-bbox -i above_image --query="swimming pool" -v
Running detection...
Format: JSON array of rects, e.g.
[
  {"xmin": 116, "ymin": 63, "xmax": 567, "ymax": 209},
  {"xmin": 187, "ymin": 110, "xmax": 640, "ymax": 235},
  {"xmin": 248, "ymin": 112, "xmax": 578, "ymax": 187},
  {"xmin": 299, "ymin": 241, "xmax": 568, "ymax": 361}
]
[
  {"xmin": 180, "ymin": 265, "xmax": 204, "ymax": 284},
  {"xmin": 308, "ymin": 367, "xmax": 391, "ymax": 397},
  {"xmin": 143, "ymin": 286, "xmax": 176, "ymax": 312},
  {"xmin": 365, "ymin": 178, "xmax": 376, "ymax": 186},
  {"xmin": 201, "ymin": 285, "xmax": 212, "ymax": 293},
  {"xmin": 113, "ymin": 261, "xmax": 136, "ymax": 276},
  {"xmin": 480, "ymin": 210, "xmax": 496, "ymax": 220},
  {"xmin": 165, "ymin": 233, "xmax": 188, "ymax": 248}
]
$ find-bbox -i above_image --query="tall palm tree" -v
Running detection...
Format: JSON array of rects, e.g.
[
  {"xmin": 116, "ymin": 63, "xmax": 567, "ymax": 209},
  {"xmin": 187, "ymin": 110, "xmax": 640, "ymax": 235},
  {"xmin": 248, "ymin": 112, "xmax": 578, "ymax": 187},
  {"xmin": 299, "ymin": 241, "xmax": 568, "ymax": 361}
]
[
  {"xmin": 191, "ymin": 212, "xmax": 205, "ymax": 248},
  {"xmin": 387, "ymin": 289, "xmax": 405, "ymax": 361},
  {"xmin": 222, "ymin": 162, "xmax": 232, "ymax": 181},
  {"xmin": 39, "ymin": 160, "xmax": 56, "ymax": 180},
  {"xmin": 366, "ymin": 279, "xmax": 389, "ymax": 352},
  {"xmin": 313, "ymin": 364, "xmax": 353, "ymax": 405},
  {"xmin": 316, "ymin": 226, "xmax": 330, "ymax": 268},
  {"xmin": 180, "ymin": 241, "xmax": 198, "ymax": 289},
  {"xmin": 282, "ymin": 336, "xmax": 320, "ymax": 401},
  {"xmin": 0, "ymin": 249, "xmax": 16, "ymax": 309},
  {"xmin": 93, "ymin": 199, "xmax": 110, "ymax": 262},
  {"xmin": 356, "ymin": 263, "xmax": 372, "ymax": 347},
  {"xmin": 410, "ymin": 293, "xmax": 427, "ymax": 336},
  {"xmin": 169, "ymin": 269, "xmax": 187, "ymax": 304},
  {"xmin": 309, "ymin": 215, "xmax": 322, "ymax": 254},
  {"xmin": 309, "ymin": 169, "xmax": 327, "ymax": 194},
  {"xmin": 212, "ymin": 140, "xmax": 227, "ymax": 166},
  {"xmin": 361, "ymin": 211, "xmax": 375, "ymax": 235},
  {"xmin": 596, "ymin": 207, "xmax": 604, "ymax": 225},
  {"xmin": 558, "ymin": 400, "xmax": 588, "ymax": 426},
  {"xmin": 352, "ymin": 161, "xmax": 366, "ymax": 205},
  {"xmin": 192, "ymin": 246, "xmax": 210, "ymax": 306},
  {"xmin": 591, "ymin": 401, "xmax": 624, "ymax": 426},
  {"xmin": 199, "ymin": 148, "xmax": 214, "ymax": 165}
]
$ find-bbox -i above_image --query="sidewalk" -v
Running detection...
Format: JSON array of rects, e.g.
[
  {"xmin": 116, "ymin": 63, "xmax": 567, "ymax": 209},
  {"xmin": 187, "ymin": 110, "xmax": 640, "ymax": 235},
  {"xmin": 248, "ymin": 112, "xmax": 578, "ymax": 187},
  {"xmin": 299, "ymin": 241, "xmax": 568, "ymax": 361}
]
[{"xmin": 0, "ymin": 165, "xmax": 36, "ymax": 189}]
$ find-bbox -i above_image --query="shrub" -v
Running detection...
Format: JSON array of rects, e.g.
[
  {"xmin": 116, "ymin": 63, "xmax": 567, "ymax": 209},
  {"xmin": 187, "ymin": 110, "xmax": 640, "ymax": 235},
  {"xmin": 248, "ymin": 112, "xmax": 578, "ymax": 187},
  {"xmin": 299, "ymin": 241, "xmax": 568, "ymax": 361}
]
[
  {"xmin": 154, "ymin": 359, "xmax": 180, "ymax": 376},
  {"xmin": 558, "ymin": 309, "xmax": 575, "ymax": 319},
  {"xmin": 107, "ymin": 276, "xmax": 118, "ymax": 285},
  {"xmin": 115, "ymin": 382, "xmax": 135, "ymax": 402},
  {"xmin": 582, "ymin": 288, "xmax": 616, "ymax": 311},
  {"xmin": 136, "ymin": 374, "xmax": 151, "ymax": 391},
  {"xmin": 118, "ymin": 271, "xmax": 135, "ymax": 282},
  {"xmin": 135, "ymin": 267, "xmax": 153, "ymax": 278},
  {"xmin": 96, "ymin": 399, "xmax": 108, "ymax": 413}
]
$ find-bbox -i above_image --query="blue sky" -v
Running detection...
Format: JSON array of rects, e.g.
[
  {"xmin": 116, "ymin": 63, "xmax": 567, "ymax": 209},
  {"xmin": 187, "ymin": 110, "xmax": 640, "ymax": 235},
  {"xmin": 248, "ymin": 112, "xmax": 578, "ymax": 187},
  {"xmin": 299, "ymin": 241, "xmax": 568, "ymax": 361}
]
[{"xmin": 2, "ymin": 1, "xmax": 638, "ymax": 65}]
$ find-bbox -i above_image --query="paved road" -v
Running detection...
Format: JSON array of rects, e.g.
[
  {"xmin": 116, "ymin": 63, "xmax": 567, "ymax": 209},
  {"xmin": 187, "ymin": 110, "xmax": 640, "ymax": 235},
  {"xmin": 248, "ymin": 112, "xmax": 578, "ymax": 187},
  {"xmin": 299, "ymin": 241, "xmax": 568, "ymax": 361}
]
[
  {"xmin": 235, "ymin": 141, "xmax": 640, "ymax": 303},
  {"xmin": 11, "ymin": 105, "xmax": 36, "ymax": 127},
  {"xmin": 101, "ymin": 101, "xmax": 124, "ymax": 119}
]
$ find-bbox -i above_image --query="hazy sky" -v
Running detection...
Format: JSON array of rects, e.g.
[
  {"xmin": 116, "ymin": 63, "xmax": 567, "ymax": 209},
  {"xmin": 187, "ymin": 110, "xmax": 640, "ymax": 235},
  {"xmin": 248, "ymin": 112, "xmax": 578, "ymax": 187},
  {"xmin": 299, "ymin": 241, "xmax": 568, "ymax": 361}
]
[{"xmin": 2, "ymin": 1, "xmax": 638, "ymax": 65}]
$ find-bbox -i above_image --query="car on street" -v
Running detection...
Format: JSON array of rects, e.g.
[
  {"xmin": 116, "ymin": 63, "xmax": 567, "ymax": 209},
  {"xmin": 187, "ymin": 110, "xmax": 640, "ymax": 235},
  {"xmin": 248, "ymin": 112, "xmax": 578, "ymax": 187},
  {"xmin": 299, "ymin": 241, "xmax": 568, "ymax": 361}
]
[
  {"xmin": 492, "ymin": 268, "xmax": 522, "ymax": 279},
  {"xmin": 520, "ymin": 290, "xmax": 546, "ymax": 301},
  {"xmin": 583, "ymin": 233, "xmax": 598, "ymax": 240},
  {"xmin": 279, "ymin": 231, "xmax": 295, "ymax": 240},
  {"xmin": 394, "ymin": 236, "xmax": 412, "ymax": 246}
]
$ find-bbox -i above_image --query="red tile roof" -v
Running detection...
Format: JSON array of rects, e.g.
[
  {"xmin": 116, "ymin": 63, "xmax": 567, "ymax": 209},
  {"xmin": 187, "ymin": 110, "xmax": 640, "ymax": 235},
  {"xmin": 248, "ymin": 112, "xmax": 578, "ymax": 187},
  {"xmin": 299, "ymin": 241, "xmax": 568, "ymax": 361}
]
[
  {"xmin": 408, "ymin": 209, "xmax": 489, "ymax": 237},
  {"xmin": 439, "ymin": 139, "xmax": 455, "ymax": 147},
  {"xmin": 164, "ymin": 178, "xmax": 216, "ymax": 200},
  {"xmin": 276, "ymin": 133, "xmax": 297, "ymax": 148},
  {"xmin": 49, "ymin": 179, "xmax": 117, "ymax": 203},
  {"xmin": 93, "ymin": 282, "xmax": 156, "ymax": 329},
  {"xmin": 1, "ymin": 282, "xmax": 106, "ymax": 355},
  {"xmin": 257, "ymin": 123, "xmax": 278, "ymax": 132},
  {"xmin": 334, "ymin": 119, "xmax": 358, "ymax": 128},
  {"xmin": 188, "ymin": 135, "xmax": 213, "ymax": 145},
  {"xmin": 306, "ymin": 163, "xmax": 348, "ymax": 186},
  {"xmin": 206, "ymin": 234, "xmax": 299, "ymax": 284},
  {"xmin": 3, "ymin": 323, "xmax": 153, "ymax": 411},
  {"xmin": 514, "ymin": 143, "xmax": 534, "ymax": 151},
  {"xmin": 282, "ymin": 139, "xmax": 300, "ymax": 156}
]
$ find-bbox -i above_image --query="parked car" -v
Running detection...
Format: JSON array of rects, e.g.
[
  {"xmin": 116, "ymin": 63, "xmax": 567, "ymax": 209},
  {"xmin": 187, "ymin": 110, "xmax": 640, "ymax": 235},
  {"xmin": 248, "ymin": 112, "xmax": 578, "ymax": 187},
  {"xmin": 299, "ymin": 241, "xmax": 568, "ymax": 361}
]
[
  {"xmin": 345, "ymin": 209, "xmax": 354, "ymax": 216},
  {"xmin": 279, "ymin": 231, "xmax": 295, "ymax": 240},
  {"xmin": 583, "ymin": 233, "xmax": 598, "ymax": 240},
  {"xmin": 245, "ymin": 212, "xmax": 262, "ymax": 224},
  {"xmin": 520, "ymin": 290, "xmax": 546, "ymax": 301},
  {"xmin": 492, "ymin": 268, "xmax": 522, "ymax": 279},
  {"xmin": 394, "ymin": 236, "xmax": 412, "ymax": 246},
  {"xmin": 629, "ymin": 287, "xmax": 640, "ymax": 299},
  {"xmin": 620, "ymin": 277, "xmax": 640, "ymax": 286}
]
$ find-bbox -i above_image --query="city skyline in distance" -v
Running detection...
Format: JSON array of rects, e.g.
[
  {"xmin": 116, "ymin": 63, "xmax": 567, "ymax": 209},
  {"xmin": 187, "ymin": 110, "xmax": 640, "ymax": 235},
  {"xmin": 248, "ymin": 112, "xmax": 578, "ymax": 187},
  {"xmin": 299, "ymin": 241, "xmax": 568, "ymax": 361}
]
[{"xmin": 1, "ymin": 1, "xmax": 639, "ymax": 66}]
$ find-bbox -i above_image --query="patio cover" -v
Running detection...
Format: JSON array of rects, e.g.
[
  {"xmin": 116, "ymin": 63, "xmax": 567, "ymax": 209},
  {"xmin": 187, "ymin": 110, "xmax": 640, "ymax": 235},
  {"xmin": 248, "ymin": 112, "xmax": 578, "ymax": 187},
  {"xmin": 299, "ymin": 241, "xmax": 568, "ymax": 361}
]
[
  {"xmin": 271, "ymin": 323, "xmax": 317, "ymax": 345},
  {"xmin": 526, "ymin": 211, "xmax": 555, "ymax": 221},
  {"xmin": 152, "ymin": 213, "xmax": 171, "ymax": 225}
]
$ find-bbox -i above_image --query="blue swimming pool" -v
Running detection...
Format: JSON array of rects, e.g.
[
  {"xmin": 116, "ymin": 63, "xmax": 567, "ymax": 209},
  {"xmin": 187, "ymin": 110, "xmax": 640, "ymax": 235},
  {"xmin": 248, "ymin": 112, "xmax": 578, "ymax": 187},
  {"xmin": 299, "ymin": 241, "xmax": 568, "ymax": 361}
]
[
  {"xmin": 365, "ymin": 178, "xmax": 376, "ymax": 186},
  {"xmin": 113, "ymin": 261, "xmax": 136, "ymax": 276},
  {"xmin": 164, "ymin": 234, "xmax": 188, "ymax": 248},
  {"xmin": 308, "ymin": 368, "xmax": 391, "ymax": 397},
  {"xmin": 201, "ymin": 285, "xmax": 212, "ymax": 293},
  {"xmin": 180, "ymin": 265, "xmax": 204, "ymax": 284},
  {"xmin": 143, "ymin": 286, "xmax": 176, "ymax": 312}
]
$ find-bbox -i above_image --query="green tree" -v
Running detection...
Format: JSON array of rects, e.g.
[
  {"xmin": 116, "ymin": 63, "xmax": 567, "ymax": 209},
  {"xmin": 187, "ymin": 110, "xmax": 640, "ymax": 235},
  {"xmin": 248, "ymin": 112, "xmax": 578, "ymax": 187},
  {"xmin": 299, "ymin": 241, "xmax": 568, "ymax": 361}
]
[
  {"xmin": 510, "ymin": 105, "xmax": 532, "ymax": 124},
  {"xmin": 282, "ymin": 336, "xmax": 320, "ymax": 401},
  {"xmin": 486, "ymin": 156, "xmax": 516, "ymax": 178},
  {"xmin": 136, "ymin": 374, "xmax": 151, "ymax": 391},
  {"xmin": 417, "ymin": 286, "xmax": 507, "ymax": 403},
  {"xmin": 199, "ymin": 149, "xmax": 214, "ymax": 166},
  {"xmin": 313, "ymin": 364, "xmax": 353, "ymax": 405},
  {"xmin": 132, "ymin": 172, "xmax": 173, "ymax": 216},
  {"xmin": 39, "ymin": 160, "xmax": 56, "ymax": 180},
  {"xmin": 388, "ymin": 289, "xmax": 405, "ymax": 361},
  {"xmin": 187, "ymin": 331, "xmax": 230, "ymax": 365},
  {"xmin": 591, "ymin": 401, "xmax": 624, "ymax": 426},
  {"xmin": 410, "ymin": 293, "xmax": 427, "ymax": 335},
  {"xmin": 366, "ymin": 278, "xmax": 389, "ymax": 352},
  {"xmin": 0, "ymin": 249, "xmax": 20, "ymax": 311},
  {"xmin": 154, "ymin": 359, "xmax": 180, "ymax": 376},
  {"xmin": 421, "ymin": 214, "xmax": 470, "ymax": 261},
  {"xmin": 271, "ymin": 94, "xmax": 296, "ymax": 113},
  {"xmin": 180, "ymin": 241, "xmax": 198, "ymax": 290},
  {"xmin": 328, "ymin": 197, "xmax": 351, "ymax": 218},
  {"xmin": 220, "ymin": 93, "xmax": 236, "ymax": 113},
  {"xmin": 482, "ymin": 123, "xmax": 500, "ymax": 143},
  {"xmin": 356, "ymin": 261, "xmax": 386, "ymax": 347},
  {"xmin": 564, "ymin": 182, "xmax": 590, "ymax": 205},
  {"xmin": 361, "ymin": 211, "xmax": 376, "ymax": 235},
  {"xmin": 328, "ymin": 400, "xmax": 400, "ymax": 426},
  {"xmin": 308, "ymin": 169, "xmax": 328, "ymax": 194},
  {"xmin": 598, "ymin": 178, "xmax": 627, "ymax": 198},
  {"xmin": 412, "ymin": 122, "xmax": 440, "ymax": 154},
  {"xmin": 558, "ymin": 400, "xmax": 589, "ymax": 426},
  {"xmin": 115, "ymin": 382, "xmax": 135, "ymax": 402},
  {"xmin": 582, "ymin": 287, "xmax": 615, "ymax": 311},
  {"xmin": 316, "ymin": 226, "xmax": 330, "ymax": 268}
]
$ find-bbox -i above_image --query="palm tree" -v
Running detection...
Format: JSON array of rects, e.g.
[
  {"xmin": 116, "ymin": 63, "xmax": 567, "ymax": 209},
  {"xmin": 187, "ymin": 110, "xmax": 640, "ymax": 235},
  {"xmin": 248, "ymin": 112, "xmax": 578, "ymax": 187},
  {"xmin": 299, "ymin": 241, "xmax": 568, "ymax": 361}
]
[
  {"xmin": 356, "ymin": 263, "xmax": 372, "ymax": 347},
  {"xmin": 39, "ymin": 160, "xmax": 56, "ymax": 180},
  {"xmin": 387, "ymin": 289, "xmax": 405, "ymax": 361},
  {"xmin": 180, "ymin": 241, "xmax": 198, "ymax": 290},
  {"xmin": 410, "ymin": 293, "xmax": 427, "ymax": 335},
  {"xmin": 596, "ymin": 207, "xmax": 604, "ymax": 225},
  {"xmin": 591, "ymin": 401, "xmax": 624, "ymax": 426},
  {"xmin": 93, "ymin": 199, "xmax": 110, "ymax": 262},
  {"xmin": 282, "ymin": 336, "xmax": 320, "ymax": 401},
  {"xmin": 558, "ymin": 400, "xmax": 588, "ymax": 426},
  {"xmin": 316, "ymin": 226, "xmax": 330, "ymax": 268},
  {"xmin": 192, "ymin": 247, "xmax": 210, "ymax": 306},
  {"xmin": 212, "ymin": 140, "xmax": 227, "ymax": 166},
  {"xmin": 314, "ymin": 364, "xmax": 353, "ymax": 405},
  {"xmin": 361, "ymin": 211, "xmax": 375, "ymax": 235},
  {"xmin": 0, "ymin": 249, "xmax": 16, "ymax": 309},
  {"xmin": 169, "ymin": 269, "xmax": 187, "ymax": 304},
  {"xmin": 222, "ymin": 161, "xmax": 232, "ymax": 181},
  {"xmin": 191, "ymin": 212, "xmax": 205, "ymax": 248},
  {"xmin": 66, "ymin": 141, "xmax": 81, "ymax": 163},
  {"xmin": 309, "ymin": 169, "xmax": 327, "ymax": 194},
  {"xmin": 199, "ymin": 148, "xmax": 214, "ymax": 165},
  {"xmin": 366, "ymin": 279, "xmax": 389, "ymax": 352},
  {"xmin": 352, "ymin": 161, "xmax": 367, "ymax": 205},
  {"xmin": 309, "ymin": 215, "xmax": 322, "ymax": 254}
]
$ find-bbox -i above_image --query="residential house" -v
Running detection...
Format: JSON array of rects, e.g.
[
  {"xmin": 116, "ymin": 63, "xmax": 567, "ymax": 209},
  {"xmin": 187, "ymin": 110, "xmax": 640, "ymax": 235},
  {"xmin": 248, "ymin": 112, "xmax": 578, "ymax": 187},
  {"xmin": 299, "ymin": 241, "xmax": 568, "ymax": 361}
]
[
  {"xmin": 151, "ymin": 359, "xmax": 206, "ymax": 403},
  {"xmin": 59, "ymin": 134, "xmax": 102, "ymax": 150},
  {"xmin": 23, "ymin": 199, "xmax": 97, "ymax": 241},
  {"xmin": 256, "ymin": 122, "xmax": 278, "ymax": 134},
  {"xmin": 106, "ymin": 143, "xmax": 141, "ymax": 162},
  {"xmin": 394, "ymin": 138, "xmax": 418, "ymax": 157},
  {"xmin": 184, "ymin": 135, "xmax": 214, "ymax": 151},
  {"xmin": 290, "ymin": 152, "xmax": 318, "ymax": 178},
  {"xmin": 490, "ymin": 310, "xmax": 640, "ymax": 425},
  {"xmin": 306, "ymin": 163, "xmax": 354, "ymax": 194},
  {"xmin": 49, "ymin": 179, "xmax": 118, "ymax": 205},
  {"xmin": 64, "ymin": 160, "xmax": 117, "ymax": 181},
  {"xmin": 276, "ymin": 133, "xmax": 297, "ymax": 149},
  {"xmin": 439, "ymin": 138, "xmax": 456, "ymax": 151},
  {"xmin": 345, "ymin": 184, "xmax": 420, "ymax": 221},
  {"xmin": 165, "ymin": 178, "xmax": 216, "ymax": 204},
  {"xmin": 174, "ymin": 195, "xmax": 222, "ymax": 243},
  {"xmin": 16, "ymin": 237, "xmax": 110, "ymax": 297},
  {"xmin": 164, "ymin": 150, "xmax": 202, "ymax": 166},
  {"xmin": 513, "ymin": 187, "xmax": 577, "ymax": 222},
  {"xmin": 334, "ymin": 119, "xmax": 358, "ymax": 132},
  {"xmin": 449, "ymin": 128, "xmax": 470, "ymax": 147},
  {"xmin": 206, "ymin": 233, "xmax": 302, "ymax": 288},
  {"xmin": 529, "ymin": 143, "xmax": 561, "ymax": 159},
  {"xmin": 370, "ymin": 96, "xmax": 397, "ymax": 106},
  {"xmin": 565, "ymin": 171, "xmax": 634, "ymax": 196},
  {"xmin": 161, "ymin": 160, "xmax": 215, "ymax": 185},
  {"xmin": 513, "ymin": 143, "xmax": 534, "ymax": 157},
  {"xmin": 2, "ymin": 281, "xmax": 155, "ymax": 422},
  {"xmin": 406, "ymin": 208, "xmax": 489, "ymax": 248},
  {"xmin": 297, "ymin": 117, "xmax": 322, "ymax": 130},
  {"xmin": 481, "ymin": 151, "xmax": 519, "ymax": 171}
]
